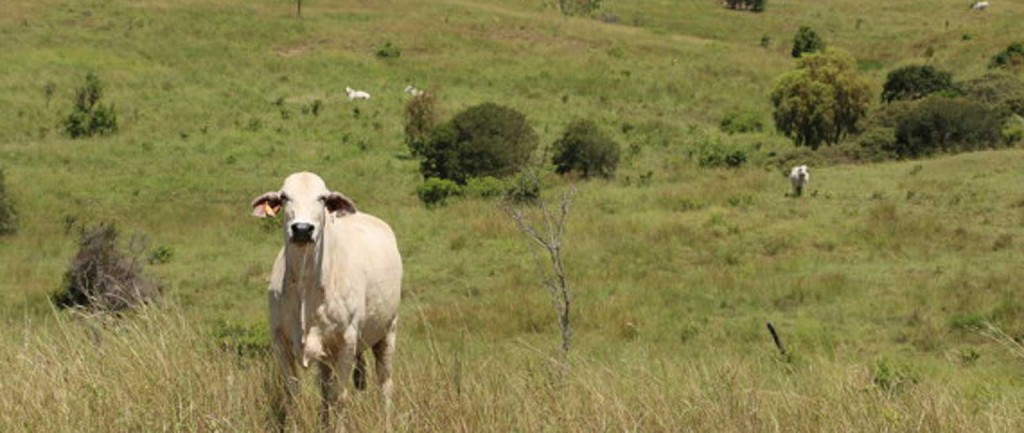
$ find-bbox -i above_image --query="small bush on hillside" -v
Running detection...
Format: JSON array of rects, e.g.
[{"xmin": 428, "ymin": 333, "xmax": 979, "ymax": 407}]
[
  {"xmin": 555, "ymin": 0, "xmax": 602, "ymax": 16},
  {"xmin": 699, "ymin": 147, "xmax": 747, "ymax": 168},
  {"xmin": 719, "ymin": 110, "xmax": 765, "ymax": 134},
  {"xmin": 417, "ymin": 103, "xmax": 538, "ymax": 184},
  {"xmin": 53, "ymin": 223, "xmax": 162, "ymax": 312},
  {"xmin": 882, "ymin": 65, "xmax": 954, "ymax": 103},
  {"xmin": 551, "ymin": 120, "xmax": 621, "ymax": 179},
  {"xmin": 464, "ymin": 176, "xmax": 507, "ymax": 198},
  {"xmin": 405, "ymin": 91, "xmax": 440, "ymax": 155},
  {"xmin": 791, "ymin": 26, "xmax": 825, "ymax": 58},
  {"xmin": 376, "ymin": 41, "xmax": 401, "ymax": 59},
  {"xmin": 0, "ymin": 168, "xmax": 17, "ymax": 236},
  {"xmin": 990, "ymin": 42, "xmax": 1024, "ymax": 69},
  {"xmin": 417, "ymin": 178, "xmax": 462, "ymax": 207},
  {"xmin": 724, "ymin": 0, "xmax": 765, "ymax": 12},
  {"xmin": 871, "ymin": 358, "xmax": 919, "ymax": 393},
  {"xmin": 891, "ymin": 97, "xmax": 1006, "ymax": 158},
  {"xmin": 63, "ymin": 72, "xmax": 118, "ymax": 139},
  {"xmin": 506, "ymin": 172, "xmax": 542, "ymax": 204}
]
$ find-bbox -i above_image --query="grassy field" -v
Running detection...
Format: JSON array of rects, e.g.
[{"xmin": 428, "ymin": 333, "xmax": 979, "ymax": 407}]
[{"xmin": 2, "ymin": 0, "xmax": 1024, "ymax": 431}]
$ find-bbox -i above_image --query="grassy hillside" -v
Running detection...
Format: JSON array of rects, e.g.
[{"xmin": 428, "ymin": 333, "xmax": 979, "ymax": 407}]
[{"xmin": 1, "ymin": 0, "xmax": 1023, "ymax": 431}]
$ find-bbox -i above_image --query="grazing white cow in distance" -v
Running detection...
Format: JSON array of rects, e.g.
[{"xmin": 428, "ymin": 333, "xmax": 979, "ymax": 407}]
[
  {"xmin": 790, "ymin": 165, "xmax": 810, "ymax": 197},
  {"xmin": 345, "ymin": 86, "xmax": 371, "ymax": 100},
  {"xmin": 251, "ymin": 172, "xmax": 402, "ymax": 429},
  {"xmin": 404, "ymin": 84, "xmax": 424, "ymax": 97},
  {"xmin": 970, "ymin": 1, "xmax": 989, "ymax": 10}
]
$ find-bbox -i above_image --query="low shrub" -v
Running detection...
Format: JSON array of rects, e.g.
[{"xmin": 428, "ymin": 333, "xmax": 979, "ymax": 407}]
[
  {"xmin": 891, "ymin": 96, "xmax": 1007, "ymax": 158},
  {"xmin": 719, "ymin": 110, "xmax": 765, "ymax": 134},
  {"xmin": 551, "ymin": 119, "xmax": 621, "ymax": 179},
  {"xmin": 417, "ymin": 178, "xmax": 462, "ymax": 207},
  {"xmin": 376, "ymin": 41, "xmax": 401, "ymax": 59},
  {"xmin": 53, "ymin": 223, "xmax": 162, "ymax": 312},
  {"xmin": 63, "ymin": 72, "xmax": 118, "ymax": 139},
  {"xmin": 464, "ymin": 176, "xmax": 507, "ymax": 198},
  {"xmin": 989, "ymin": 42, "xmax": 1024, "ymax": 69}
]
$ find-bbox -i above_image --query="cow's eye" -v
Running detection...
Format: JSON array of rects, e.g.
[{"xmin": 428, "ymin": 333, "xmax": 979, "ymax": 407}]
[
  {"xmin": 280, "ymin": 193, "xmax": 290, "ymax": 202},
  {"xmin": 317, "ymin": 195, "xmax": 327, "ymax": 203}
]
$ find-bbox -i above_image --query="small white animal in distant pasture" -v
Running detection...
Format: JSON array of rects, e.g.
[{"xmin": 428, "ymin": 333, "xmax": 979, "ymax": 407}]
[
  {"xmin": 404, "ymin": 85, "xmax": 424, "ymax": 97},
  {"xmin": 970, "ymin": 1, "xmax": 989, "ymax": 10},
  {"xmin": 345, "ymin": 86, "xmax": 371, "ymax": 100},
  {"xmin": 789, "ymin": 165, "xmax": 810, "ymax": 197}
]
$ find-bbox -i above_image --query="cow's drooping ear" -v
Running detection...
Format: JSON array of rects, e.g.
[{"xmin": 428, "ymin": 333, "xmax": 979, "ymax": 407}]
[
  {"xmin": 324, "ymin": 192, "xmax": 357, "ymax": 216},
  {"xmin": 251, "ymin": 192, "xmax": 283, "ymax": 218}
]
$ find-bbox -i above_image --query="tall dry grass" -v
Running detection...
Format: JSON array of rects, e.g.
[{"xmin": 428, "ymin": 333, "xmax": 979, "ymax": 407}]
[{"xmin": 2, "ymin": 307, "xmax": 1022, "ymax": 432}]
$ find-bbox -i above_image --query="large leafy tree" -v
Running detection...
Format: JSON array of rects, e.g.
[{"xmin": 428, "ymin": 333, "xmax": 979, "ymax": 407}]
[
  {"xmin": 771, "ymin": 49, "xmax": 872, "ymax": 149},
  {"xmin": 881, "ymin": 65, "xmax": 954, "ymax": 103}
]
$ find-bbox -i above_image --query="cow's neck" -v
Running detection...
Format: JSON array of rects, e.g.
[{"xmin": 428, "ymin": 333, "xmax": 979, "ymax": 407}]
[{"xmin": 284, "ymin": 240, "xmax": 323, "ymax": 288}]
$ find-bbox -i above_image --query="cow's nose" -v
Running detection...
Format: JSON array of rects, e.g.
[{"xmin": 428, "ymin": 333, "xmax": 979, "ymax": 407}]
[{"xmin": 290, "ymin": 223, "xmax": 315, "ymax": 243}]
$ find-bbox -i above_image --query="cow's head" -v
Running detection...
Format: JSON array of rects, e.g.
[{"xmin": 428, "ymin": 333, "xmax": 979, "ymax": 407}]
[
  {"xmin": 251, "ymin": 172, "xmax": 357, "ymax": 246},
  {"xmin": 795, "ymin": 165, "xmax": 809, "ymax": 180}
]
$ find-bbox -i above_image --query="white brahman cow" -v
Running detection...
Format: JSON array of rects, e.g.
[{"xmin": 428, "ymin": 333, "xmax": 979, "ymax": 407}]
[
  {"xmin": 251, "ymin": 172, "xmax": 402, "ymax": 429},
  {"xmin": 789, "ymin": 165, "xmax": 810, "ymax": 197},
  {"xmin": 970, "ymin": 1, "xmax": 989, "ymax": 10},
  {"xmin": 345, "ymin": 86, "xmax": 371, "ymax": 100}
]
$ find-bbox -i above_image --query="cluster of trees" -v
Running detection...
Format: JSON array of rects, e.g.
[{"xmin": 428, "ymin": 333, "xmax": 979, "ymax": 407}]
[
  {"xmin": 404, "ymin": 96, "xmax": 620, "ymax": 206},
  {"xmin": 771, "ymin": 28, "xmax": 1022, "ymax": 160}
]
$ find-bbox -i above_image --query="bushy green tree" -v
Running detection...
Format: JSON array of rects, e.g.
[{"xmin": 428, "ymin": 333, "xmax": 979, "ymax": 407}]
[
  {"xmin": 891, "ymin": 97, "xmax": 1006, "ymax": 158},
  {"xmin": 551, "ymin": 120, "xmax": 620, "ymax": 179},
  {"xmin": 771, "ymin": 49, "xmax": 872, "ymax": 149},
  {"xmin": 63, "ymin": 72, "xmax": 118, "ymax": 139},
  {"xmin": 417, "ymin": 103, "xmax": 538, "ymax": 184},
  {"xmin": 957, "ymin": 72, "xmax": 1024, "ymax": 117},
  {"xmin": 791, "ymin": 26, "xmax": 825, "ymax": 58},
  {"xmin": 882, "ymin": 65, "xmax": 954, "ymax": 103}
]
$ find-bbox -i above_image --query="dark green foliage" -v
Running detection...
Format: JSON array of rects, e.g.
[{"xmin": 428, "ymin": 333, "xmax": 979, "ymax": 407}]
[
  {"xmin": 719, "ymin": 110, "xmax": 765, "ymax": 134},
  {"xmin": 989, "ymin": 42, "xmax": 1024, "ymax": 69},
  {"xmin": 791, "ymin": 26, "xmax": 825, "ymax": 58},
  {"xmin": 147, "ymin": 245, "xmax": 174, "ymax": 265},
  {"xmin": 891, "ymin": 97, "xmax": 1006, "ymax": 158},
  {"xmin": 0, "ymin": 168, "xmax": 16, "ymax": 235},
  {"xmin": 882, "ymin": 65, "xmax": 954, "ymax": 103},
  {"xmin": 417, "ymin": 103, "xmax": 538, "ymax": 184},
  {"xmin": 957, "ymin": 73, "xmax": 1024, "ymax": 117},
  {"xmin": 725, "ymin": 0, "xmax": 765, "ymax": 12},
  {"xmin": 551, "ymin": 120, "xmax": 621, "ymax": 179},
  {"xmin": 698, "ymin": 147, "xmax": 747, "ymax": 168},
  {"xmin": 63, "ymin": 73, "xmax": 118, "ymax": 138},
  {"xmin": 376, "ymin": 41, "xmax": 401, "ymax": 59},
  {"xmin": 53, "ymin": 223, "xmax": 163, "ymax": 312},
  {"xmin": 417, "ymin": 178, "xmax": 462, "ymax": 207},
  {"xmin": 464, "ymin": 176, "xmax": 507, "ymax": 198},
  {"xmin": 405, "ymin": 92, "xmax": 440, "ymax": 156},
  {"xmin": 771, "ymin": 50, "xmax": 872, "ymax": 149},
  {"xmin": 506, "ymin": 172, "xmax": 541, "ymax": 204}
]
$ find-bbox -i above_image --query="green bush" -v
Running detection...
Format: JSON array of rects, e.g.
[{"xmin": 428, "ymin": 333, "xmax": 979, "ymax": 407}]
[
  {"xmin": 464, "ymin": 176, "xmax": 507, "ymax": 198},
  {"xmin": 881, "ymin": 65, "xmax": 954, "ymax": 103},
  {"xmin": 417, "ymin": 177, "xmax": 462, "ymax": 207},
  {"xmin": 506, "ymin": 172, "xmax": 541, "ymax": 204},
  {"xmin": 989, "ymin": 42, "xmax": 1024, "ymax": 69},
  {"xmin": 63, "ymin": 72, "xmax": 118, "ymax": 139},
  {"xmin": 719, "ymin": 110, "xmax": 765, "ymax": 134},
  {"xmin": 791, "ymin": 26, "xmax": 825, "ymax": 58},
  {"xmin": 891, "ymin": 97, "xmax": 1007, "ymax": 158},
  {"xmin": 696, "ymin": 139, "xmax": 747, "ymax": 168},
  {"xmin": 957, "ymin": 72, "xmax": 1024, "ymax": 117},
  {"xmin": 0, "ymin": 167, "xmax": 16, "ymax": 236},
  {"xmin": 376, "ymin": 41, "xmax": 401, "ymax": 59},
  {"xmin": 724, "ymin": 0, "xmax": 765, "ymax": 12},
  {"xmin": 551, "ymin": 120, "xmax": 621, "ymax": 179},
  {"xmin": 417, "ymin": 103, "xmax": 538, "ymax": 184}
]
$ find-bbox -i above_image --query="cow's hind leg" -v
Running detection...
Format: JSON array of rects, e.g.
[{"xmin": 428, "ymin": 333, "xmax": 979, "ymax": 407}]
[
  {"xmin": 353, "ymin": 352, "xmax": 367, "ymax": 391},
  {"xmin": 373, "ymin": 318, "xmax": 398, "ymax": 429}
]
